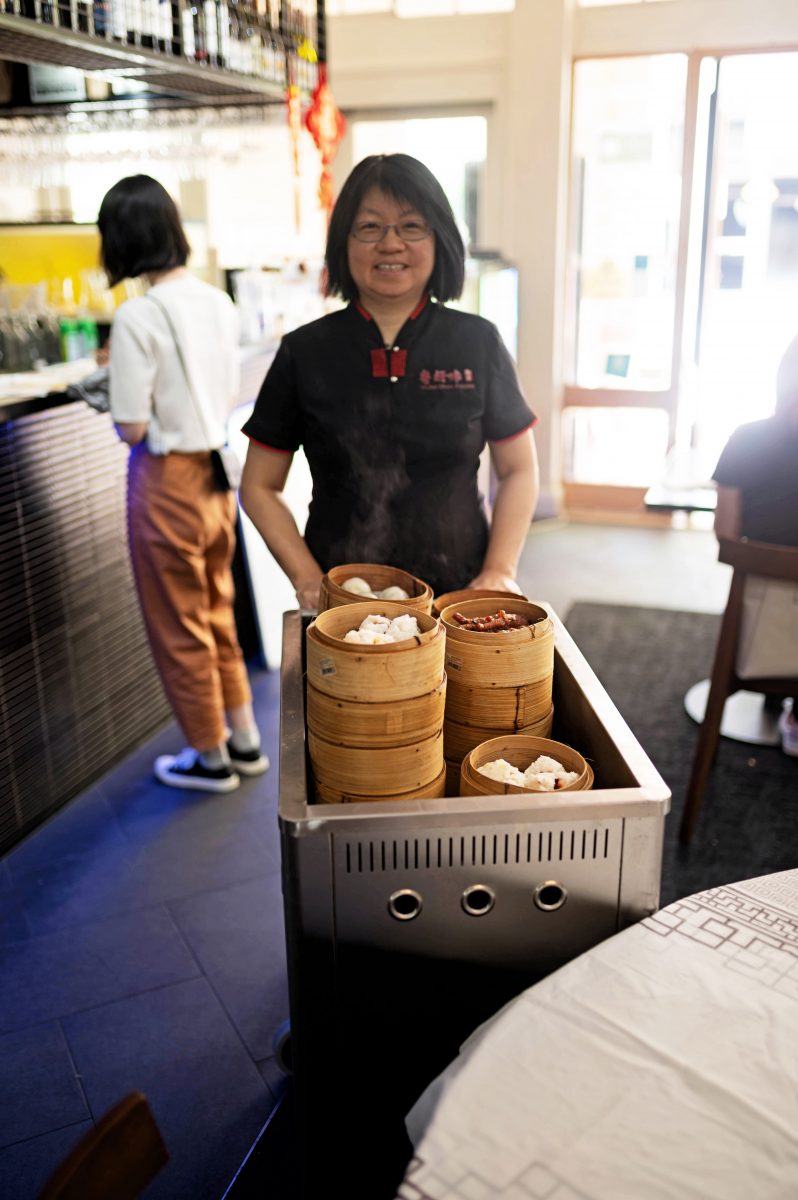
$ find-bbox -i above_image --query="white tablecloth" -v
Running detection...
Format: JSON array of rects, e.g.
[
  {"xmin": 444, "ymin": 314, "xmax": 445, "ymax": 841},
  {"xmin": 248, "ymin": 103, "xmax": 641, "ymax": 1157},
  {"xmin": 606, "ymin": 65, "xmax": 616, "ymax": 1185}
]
[{"xmin": 399, "ymin": 869, "xmax": 798, "ymax": 1200}]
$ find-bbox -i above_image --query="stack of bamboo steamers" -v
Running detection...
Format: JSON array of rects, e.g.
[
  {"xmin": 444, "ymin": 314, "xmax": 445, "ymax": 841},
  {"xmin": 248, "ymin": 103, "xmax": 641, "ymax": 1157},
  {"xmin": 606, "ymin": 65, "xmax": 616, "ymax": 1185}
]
[
  {"xmin": 306, "ymin": 568, "xmax": 446, "ymax": 804},
  {"xmin": 304, "ymin": 566, "xmax": 581, "ymax": 803}
]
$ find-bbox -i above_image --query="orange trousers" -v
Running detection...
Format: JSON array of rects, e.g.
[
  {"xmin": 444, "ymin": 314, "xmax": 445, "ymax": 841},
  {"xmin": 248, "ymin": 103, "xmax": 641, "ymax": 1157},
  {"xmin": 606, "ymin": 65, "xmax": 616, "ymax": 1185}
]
[{"xmin": 127, "ymin": 446, "xmax": 252, "ymax": 751}]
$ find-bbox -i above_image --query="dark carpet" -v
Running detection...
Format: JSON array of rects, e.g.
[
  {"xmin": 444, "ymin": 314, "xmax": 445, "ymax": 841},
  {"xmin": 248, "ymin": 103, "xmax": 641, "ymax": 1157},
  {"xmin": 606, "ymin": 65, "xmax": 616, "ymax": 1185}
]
[{"xmin": 563, "ymin": 602, "xmax": 798, "ymax": 907}]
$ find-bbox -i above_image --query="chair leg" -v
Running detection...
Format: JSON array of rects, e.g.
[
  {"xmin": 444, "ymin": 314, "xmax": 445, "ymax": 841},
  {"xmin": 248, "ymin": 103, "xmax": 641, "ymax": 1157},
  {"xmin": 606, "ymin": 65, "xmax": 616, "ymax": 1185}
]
[{"xmin": 679, "ymin": 675, "xmax": 729, "ymax": 844}]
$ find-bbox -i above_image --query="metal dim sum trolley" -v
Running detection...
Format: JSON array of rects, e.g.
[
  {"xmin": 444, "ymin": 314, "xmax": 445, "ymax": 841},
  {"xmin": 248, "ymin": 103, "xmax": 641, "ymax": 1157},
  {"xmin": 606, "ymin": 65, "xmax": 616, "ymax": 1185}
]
[{"xmin": 277, "ymin": 605, "xmax": 671, "ymax": 1199}]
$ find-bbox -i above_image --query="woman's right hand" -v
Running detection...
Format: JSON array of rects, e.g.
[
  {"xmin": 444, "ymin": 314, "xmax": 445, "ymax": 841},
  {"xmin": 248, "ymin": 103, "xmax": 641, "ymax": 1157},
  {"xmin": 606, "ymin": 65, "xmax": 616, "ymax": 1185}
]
[{"xmin": 296, "ymin": 577, "xmax": 323, "ymax": 612}]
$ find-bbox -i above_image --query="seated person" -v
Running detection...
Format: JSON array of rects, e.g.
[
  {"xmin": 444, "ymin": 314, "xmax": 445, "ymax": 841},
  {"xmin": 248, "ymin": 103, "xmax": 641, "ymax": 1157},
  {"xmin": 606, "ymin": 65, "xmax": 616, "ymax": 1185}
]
[{"xmin": 712, "ymin": 332, "xmax": 798, "ymax": 756}]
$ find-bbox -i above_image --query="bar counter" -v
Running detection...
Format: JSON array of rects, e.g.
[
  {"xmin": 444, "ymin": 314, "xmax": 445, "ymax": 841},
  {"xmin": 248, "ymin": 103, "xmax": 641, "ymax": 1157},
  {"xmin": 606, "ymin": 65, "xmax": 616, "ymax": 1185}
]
[{"xmin": 0, "ymin": 342, "xmax": 276, "ymax": 855}]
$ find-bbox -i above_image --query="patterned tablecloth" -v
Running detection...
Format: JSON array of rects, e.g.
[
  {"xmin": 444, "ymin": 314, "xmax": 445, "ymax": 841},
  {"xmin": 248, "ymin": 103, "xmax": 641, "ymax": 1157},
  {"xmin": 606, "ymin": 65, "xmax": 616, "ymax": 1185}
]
[{"xmin": 399, "ymin": 869, "xmax": 798, "ymax": 1200}]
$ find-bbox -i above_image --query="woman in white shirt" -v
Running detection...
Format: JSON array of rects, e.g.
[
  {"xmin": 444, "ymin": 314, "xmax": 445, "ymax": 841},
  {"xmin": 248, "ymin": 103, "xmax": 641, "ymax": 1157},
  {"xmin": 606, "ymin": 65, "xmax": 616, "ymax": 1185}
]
[{"xmin": 98, "ymin": 174, "xmax": 267, "ymax": 792}]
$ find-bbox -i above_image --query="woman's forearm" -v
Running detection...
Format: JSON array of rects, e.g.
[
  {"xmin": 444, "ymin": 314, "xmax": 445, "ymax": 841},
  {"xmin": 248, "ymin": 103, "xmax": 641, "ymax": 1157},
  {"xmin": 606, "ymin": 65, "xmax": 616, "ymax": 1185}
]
[
  {"xmin": 240, "ymin": 484, "xmax": 322, "ymax": 593},
  {"xmin": 481, "ymin": 468, "xmax": 537, "ymax": 578}
]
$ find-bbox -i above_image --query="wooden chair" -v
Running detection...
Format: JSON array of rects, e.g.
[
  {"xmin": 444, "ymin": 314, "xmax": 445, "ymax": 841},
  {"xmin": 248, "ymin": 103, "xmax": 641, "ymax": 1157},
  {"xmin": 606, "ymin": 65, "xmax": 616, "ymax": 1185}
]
[
  {"xmin": 37, "ymin": 1092, "xmax": 168, "ymax": 1200},
  {"xmin": 679, "ymin": 536, "xmax": 798, "ymax": 844}
]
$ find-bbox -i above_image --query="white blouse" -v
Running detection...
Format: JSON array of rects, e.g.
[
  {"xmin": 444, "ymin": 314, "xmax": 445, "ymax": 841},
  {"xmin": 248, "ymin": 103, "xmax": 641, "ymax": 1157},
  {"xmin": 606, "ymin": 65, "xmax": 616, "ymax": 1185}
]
[{"xmin": 109, "ymin": 274, "xmax": 240, "ymax": 455}]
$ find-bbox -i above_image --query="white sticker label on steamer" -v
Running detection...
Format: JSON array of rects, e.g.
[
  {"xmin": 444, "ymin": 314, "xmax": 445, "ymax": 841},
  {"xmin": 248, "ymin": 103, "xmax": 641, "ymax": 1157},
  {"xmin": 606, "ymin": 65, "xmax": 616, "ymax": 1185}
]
[
  {"xmin": 446, "ymin": 654, "xmax": 463, "ymax": 672},
  {"xmin": 319, "ymin": 658, "xmax": 337, "ymax": 677}
]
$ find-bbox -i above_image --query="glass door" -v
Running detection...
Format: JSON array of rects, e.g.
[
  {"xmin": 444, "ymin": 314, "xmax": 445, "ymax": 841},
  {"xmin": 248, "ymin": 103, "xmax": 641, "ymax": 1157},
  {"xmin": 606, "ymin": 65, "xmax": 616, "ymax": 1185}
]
[
  {"xmin": 563, "ymin": 54, "xmax": 689, "ymax": 501},
  {"xmin": 564, "ymin": 48, "xmax": 798, "ymax": 511},
  {"xmin": 689, "ymin": 52, "xmax": 798, "ymax": 477}
]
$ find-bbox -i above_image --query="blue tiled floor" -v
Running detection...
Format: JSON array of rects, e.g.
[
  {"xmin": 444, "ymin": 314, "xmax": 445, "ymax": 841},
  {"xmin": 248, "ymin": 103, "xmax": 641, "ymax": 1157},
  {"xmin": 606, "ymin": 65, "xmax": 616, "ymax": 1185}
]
[{"xmin": 0, "ymin": 667, "xmax": 288, "ymax": 1200}]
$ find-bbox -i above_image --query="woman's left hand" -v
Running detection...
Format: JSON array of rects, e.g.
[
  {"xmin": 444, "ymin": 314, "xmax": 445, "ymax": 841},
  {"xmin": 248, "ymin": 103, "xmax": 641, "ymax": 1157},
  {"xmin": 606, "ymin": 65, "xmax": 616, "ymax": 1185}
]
[{"xmin": 467, "ymin": 571, "xmax": 522, "ymax": 594}]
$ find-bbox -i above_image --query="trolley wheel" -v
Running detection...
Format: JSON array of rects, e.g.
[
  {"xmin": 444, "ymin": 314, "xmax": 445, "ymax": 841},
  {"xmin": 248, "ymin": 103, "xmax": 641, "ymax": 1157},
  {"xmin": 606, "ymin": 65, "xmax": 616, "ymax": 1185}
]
[{"xmin": 272, "ymin": 1018, "xmax": 293, "ymax": 1074}]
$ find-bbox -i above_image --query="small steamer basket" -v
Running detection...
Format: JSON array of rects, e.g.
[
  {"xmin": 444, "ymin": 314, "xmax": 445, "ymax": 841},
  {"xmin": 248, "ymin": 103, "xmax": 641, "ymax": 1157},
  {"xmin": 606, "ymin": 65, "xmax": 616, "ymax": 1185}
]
[
  {"xmin": 319, "ymin": 563, "xmax": 434, "ymax": 615},
  {"xmin": 313, "ymin": 764, "xmax": 447, "ymax": 806},
  {"xmin": 306, "ymin": 676, "xmax": 447, "ymax": 749},
  {"xmin": 432, "ymin": 587, "xmax": 527, "ymax": 619},
  {"xmin": 461, "ymin": 733, "xmax": 594, "ymax": 797},
  {"xmin": 439, "ymin": 598, "xmax": 554, "ymax": 692},
  {"xmin": 306, "ymin": 601, "xmax": 444, "ymax": 703},
  {"xmin": 444, "ymin": 703, "xmax": 554, "ymax": 765},
  {"xmin": 308, "ymin": 728, "xmax": 444, "ymax": 796}
]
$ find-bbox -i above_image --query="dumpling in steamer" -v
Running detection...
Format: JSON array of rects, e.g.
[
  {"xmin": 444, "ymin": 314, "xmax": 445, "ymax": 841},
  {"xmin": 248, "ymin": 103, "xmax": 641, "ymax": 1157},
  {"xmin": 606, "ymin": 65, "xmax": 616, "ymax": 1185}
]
[
  {"xmin": 342, "ymin": 576, "xmax": 376, "ymax": 597},
  {"xmin": 477, "ymin": 759, "xmax": 526, "ymax": 787},
  {"xmin": 378, "ymin": 585, "xmax": 410, "ymax": 601},
  {"xmin": 385, "ymin": 613, "xmax": 419, "ymax": 641},
  {"xmin": 342, "ymin": 613, "xmax": 420, "ymax": 644}
]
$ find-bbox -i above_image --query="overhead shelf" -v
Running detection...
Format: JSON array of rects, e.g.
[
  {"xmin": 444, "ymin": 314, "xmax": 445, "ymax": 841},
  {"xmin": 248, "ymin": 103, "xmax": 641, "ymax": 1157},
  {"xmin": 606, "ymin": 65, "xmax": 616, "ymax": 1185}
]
[{"xmin": 0, "ymin": 13, "xmax": 287, "ymax": 103}]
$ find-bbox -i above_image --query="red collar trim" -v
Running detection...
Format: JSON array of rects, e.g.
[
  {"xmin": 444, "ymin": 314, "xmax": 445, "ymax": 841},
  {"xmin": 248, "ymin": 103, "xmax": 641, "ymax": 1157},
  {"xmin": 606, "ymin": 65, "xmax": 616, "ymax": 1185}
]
[
  {"xmin": 408, "ymin": 294, "xmax": 429, "ymax": 320},
  {"xmin": 353, "ymin": 293, "xmax": 430, "ymax": 324}
]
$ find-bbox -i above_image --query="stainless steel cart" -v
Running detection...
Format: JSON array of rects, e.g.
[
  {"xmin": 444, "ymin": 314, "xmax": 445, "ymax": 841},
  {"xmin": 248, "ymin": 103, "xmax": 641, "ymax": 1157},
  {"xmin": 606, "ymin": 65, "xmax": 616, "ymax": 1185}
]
[{"xmin": 278, "ymin": 605, "xmax": 671, "ymax": 1198}]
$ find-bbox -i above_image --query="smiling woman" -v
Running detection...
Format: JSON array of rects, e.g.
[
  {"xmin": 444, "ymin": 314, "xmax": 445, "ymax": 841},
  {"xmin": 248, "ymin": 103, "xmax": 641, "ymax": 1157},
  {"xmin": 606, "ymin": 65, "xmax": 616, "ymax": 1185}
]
[{"xmin": 239, "ymin": 153, "xmax": 540, "ymax": 607}]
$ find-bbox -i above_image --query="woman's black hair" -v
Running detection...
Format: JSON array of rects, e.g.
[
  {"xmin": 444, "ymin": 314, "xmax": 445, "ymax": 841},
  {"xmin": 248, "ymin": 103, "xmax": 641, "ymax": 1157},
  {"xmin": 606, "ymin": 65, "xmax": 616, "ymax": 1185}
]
[
  {"xmin": 324, "ymin": 154, "xmax": 466, "ymax": 303},
  {"xmin": 98, "ymin": 174, "xmax": 190, "ymax": 287}
]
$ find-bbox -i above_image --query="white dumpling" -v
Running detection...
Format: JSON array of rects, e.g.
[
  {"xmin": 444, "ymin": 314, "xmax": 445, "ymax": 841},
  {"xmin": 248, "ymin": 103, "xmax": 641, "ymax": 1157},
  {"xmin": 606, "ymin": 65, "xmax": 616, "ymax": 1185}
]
[
  {"xmin": 342, "ymin": 576, "xmax": 376, "ymax": 597},
  {"xmin": 523, "ymin": 771, "xmax": 558, "ymax": 792},
  {"xmin": 378, "ymin": 585, "xmax": 410, "ymax": 601},
  {"xmin": 477, "ymin": 759, "xmax": 526, "ymax": 786},
  {"xmin": 359, "ymin": 614, "xmax": 392, "ymax": 633},
  {"xmin": 386, "ymin": 614, "xmax": 420, "ymax": 642},
  {"xmin": 526, "ymin": 754, "xmax": 565, "ymax": 775}
]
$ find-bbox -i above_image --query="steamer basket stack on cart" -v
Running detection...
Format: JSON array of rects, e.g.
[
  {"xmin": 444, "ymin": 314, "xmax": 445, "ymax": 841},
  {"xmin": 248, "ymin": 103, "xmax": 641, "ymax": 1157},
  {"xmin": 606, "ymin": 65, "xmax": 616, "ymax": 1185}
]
[
  {"xmin": 305, "ymin": 597, "xmax": 447, "ymax": 805},
  {"xmin": 440, "ymin": 598, "xmax": 556, "ymax": 793}
]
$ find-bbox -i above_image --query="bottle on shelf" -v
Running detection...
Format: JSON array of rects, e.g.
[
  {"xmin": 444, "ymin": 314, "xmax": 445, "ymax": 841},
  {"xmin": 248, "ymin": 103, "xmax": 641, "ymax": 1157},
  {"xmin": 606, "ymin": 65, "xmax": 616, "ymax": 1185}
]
[
  {"xmin": 202, "ymin": 0, "xmax": 219, "ymax": 65},
  {"xmin": 192, "ymin": 0, "xmax": 208, "ymax": 63},
  {"xmin": 93, "ymin": 0, "xmax": 110, "ymax": 35}
]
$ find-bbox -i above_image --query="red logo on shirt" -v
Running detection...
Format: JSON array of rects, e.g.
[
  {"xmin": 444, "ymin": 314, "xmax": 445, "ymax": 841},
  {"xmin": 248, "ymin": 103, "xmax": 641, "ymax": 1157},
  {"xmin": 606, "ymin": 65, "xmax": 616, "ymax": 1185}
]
[{"xmin": 419, "ymin": 368, "xmax": 475, "ymax": 390}]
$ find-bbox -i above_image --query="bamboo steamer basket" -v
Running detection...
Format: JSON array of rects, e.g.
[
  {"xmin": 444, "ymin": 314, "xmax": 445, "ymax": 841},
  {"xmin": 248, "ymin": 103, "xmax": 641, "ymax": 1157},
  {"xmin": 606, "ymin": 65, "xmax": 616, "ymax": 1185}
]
[
  {"xmin": 306, "ymin": 676, "xmax": 447, "ymax": 749},
  {"xmin": 432, "ymin": 587, "xmax": 527, "ymax": 619},
  {"xmin": 440, "ymin": 599, "xmax": 553, "ymax": 689},
  {"xmin": 460, "ymin": 734, "xmax": 594, "ymax": 798},
  {"xmin": 319, "ymin": 563, "xmax": 434, "ymax": 615},
  {"xmin": 306, "ymin": 601, "xmax": 444, "ymax": 702},
  {"xmin": 313, "ymin": 764, "xmax": 447, "ymax": 805},
  {"xmin": 308, "ymin": 728, "xmax": 444, "ymax": 796},
  {"xmin": 444, "ymin": 677, "xmax": 552, "ymax": 729},
  {"xmin": 443, "ymin": 703, "xmax": 554, "ymax": 764}
]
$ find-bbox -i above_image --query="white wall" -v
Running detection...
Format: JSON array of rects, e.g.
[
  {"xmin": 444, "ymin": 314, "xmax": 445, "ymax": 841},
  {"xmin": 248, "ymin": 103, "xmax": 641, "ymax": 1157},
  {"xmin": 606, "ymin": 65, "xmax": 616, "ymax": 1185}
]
[{"xmin": 327, "ymin": 0, "xmax": 798, "ymax": 515}]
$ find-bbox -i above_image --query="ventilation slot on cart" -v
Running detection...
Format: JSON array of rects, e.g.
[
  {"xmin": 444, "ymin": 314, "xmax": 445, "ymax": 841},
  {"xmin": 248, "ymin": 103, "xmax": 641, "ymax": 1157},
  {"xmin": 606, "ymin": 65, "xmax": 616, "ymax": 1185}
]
[{"xmin": 343, "ymin": 825, "xmax": 614, "ymax": 874}]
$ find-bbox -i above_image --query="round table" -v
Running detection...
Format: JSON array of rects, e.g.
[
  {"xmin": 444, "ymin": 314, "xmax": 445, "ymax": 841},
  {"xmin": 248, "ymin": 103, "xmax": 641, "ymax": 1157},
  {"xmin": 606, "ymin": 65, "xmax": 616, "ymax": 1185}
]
[{"xmin": 399, "ymin": 869, "xmax": 798, "ymax": 1200}]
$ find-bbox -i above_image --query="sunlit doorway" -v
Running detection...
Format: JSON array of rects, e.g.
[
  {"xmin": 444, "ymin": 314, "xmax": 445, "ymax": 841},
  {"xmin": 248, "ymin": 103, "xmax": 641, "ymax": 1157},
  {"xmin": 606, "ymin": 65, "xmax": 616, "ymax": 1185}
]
[
  {"xmin": 690, "ymin": 52, "xmax": 798, "ymax": 476},
  {"xmin": 564, "ymin": 48, "xmax": 798, "ymax": 511}
]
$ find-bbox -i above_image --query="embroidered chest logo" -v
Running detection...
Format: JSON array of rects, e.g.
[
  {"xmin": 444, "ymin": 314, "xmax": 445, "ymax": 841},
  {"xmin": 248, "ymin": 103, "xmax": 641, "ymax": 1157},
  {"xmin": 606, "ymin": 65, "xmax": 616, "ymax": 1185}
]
[{"xmin": 419, "ymin": 368, "xmax": 475, "ymax": 391}]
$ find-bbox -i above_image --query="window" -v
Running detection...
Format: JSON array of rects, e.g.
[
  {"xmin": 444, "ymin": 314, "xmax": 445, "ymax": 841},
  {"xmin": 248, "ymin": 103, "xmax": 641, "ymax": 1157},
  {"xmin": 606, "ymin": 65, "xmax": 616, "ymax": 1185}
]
[{"xmin": 569, "ymin": 55, "xmax": 688, "ymax": 392}]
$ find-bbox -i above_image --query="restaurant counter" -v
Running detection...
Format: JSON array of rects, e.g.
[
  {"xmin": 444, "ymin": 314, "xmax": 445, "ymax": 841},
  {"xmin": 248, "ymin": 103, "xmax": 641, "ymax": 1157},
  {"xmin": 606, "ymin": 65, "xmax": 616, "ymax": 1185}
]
[{"xmin": 0, "ymin": 339, "xmax": 277, "ymax": 855}]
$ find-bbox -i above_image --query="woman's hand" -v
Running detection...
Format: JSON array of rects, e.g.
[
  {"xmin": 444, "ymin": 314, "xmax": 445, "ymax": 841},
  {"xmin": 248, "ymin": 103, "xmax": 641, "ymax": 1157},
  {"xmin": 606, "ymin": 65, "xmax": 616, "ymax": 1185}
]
[
  {"xmin": 295, "ymin": 576, "xmax": 323, "ymax": 612},
  {"xmin": 467, "ymin": 571, "xmax": 522, "ymax": 594}
]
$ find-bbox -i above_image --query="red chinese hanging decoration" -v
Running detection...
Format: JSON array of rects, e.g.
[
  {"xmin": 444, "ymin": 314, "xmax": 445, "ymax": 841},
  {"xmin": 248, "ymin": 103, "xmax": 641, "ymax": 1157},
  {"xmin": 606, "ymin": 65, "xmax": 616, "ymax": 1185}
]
[
  {"xmin": 286, "ymin": 82, "xmax": 303, "ymax": 234},
  {"xmin": 304, "ymin": 64, "xmax": 346, "ymax": 221}
]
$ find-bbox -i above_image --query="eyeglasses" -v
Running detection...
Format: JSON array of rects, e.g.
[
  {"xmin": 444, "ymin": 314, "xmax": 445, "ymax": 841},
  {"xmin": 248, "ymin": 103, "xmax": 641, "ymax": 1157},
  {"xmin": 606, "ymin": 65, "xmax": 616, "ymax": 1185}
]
[{"xmin": 350, "ymin": 219, "xmax": 432, "ymax": 243}]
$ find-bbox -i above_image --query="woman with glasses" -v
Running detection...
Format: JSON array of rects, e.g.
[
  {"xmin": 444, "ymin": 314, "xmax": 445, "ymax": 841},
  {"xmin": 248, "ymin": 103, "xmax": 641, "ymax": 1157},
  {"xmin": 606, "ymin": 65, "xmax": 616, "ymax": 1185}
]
[{"xmin": 240, "ymin": 153, "xmax": 538, "ymax": 608}]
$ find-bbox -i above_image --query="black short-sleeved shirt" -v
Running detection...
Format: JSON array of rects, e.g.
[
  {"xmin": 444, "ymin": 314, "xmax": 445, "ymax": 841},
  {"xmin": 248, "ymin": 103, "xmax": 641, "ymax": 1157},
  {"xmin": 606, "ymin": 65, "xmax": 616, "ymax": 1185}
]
[
  {"xmin": 243, "ymin": 298, "xmax": 535, "ymax": 595},
  {"xmin": 713, "ymin": 416, "xmax": 798, "ymax": 546}
]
